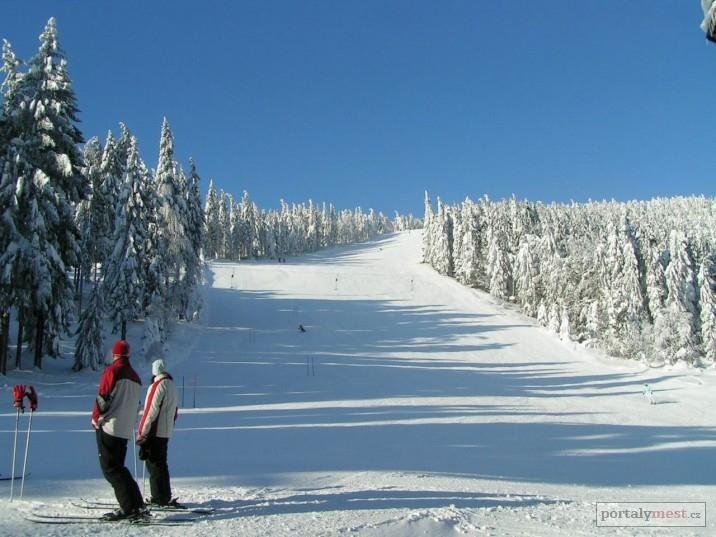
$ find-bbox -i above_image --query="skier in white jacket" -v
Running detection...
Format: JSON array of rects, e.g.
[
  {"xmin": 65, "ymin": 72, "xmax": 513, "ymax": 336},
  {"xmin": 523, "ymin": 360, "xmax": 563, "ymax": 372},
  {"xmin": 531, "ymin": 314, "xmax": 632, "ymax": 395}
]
[{"xmin": 137, "ymin": 359, "xmax": 179, "ymax": 506}]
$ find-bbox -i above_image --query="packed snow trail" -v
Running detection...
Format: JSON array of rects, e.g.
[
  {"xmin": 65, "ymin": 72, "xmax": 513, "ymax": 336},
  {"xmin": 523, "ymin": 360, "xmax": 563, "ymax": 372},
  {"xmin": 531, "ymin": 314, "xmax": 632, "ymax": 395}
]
[{"xmin": 0, "ymin": 230, "xmax": 714, "ymax": 536}]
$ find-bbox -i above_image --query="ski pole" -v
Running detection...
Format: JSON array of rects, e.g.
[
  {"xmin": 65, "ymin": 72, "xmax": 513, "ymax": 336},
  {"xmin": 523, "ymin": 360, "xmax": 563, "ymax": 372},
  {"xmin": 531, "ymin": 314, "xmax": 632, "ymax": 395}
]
[
  {"xmin": 142, "ymin": 461, "xmax": 146, "ymax": 499},
  {"xmin": 20, "ymin": 386, "xmax": 38, "ymax": 498},
  {"xmin": 132, "ymin": 425, "xmax": 138, "ymax": 479},
  {"xmin": 10, "ymin": 384, "xmax": 25, "ymax": 501}
]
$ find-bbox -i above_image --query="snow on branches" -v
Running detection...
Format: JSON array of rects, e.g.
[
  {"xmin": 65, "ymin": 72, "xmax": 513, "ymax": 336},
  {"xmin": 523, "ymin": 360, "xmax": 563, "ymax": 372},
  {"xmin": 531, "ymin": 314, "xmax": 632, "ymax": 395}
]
[{"xmin": 423, "ymin": 193, "xmax": 716, "ymax": 365}]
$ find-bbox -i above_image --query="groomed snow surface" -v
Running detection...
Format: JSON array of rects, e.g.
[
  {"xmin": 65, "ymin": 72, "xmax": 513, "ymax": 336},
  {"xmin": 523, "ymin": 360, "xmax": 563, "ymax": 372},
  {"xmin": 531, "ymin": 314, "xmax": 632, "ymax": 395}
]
[{"xmin": 1, "ymin": 231, "xmax": 714, "ymax": 536}]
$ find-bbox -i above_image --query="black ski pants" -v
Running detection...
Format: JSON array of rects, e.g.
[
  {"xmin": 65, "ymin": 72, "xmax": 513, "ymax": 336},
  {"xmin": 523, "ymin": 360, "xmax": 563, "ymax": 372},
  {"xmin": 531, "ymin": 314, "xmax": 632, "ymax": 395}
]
[
  {"xmin": 145, "ymin": 436, "xmax": 172, "ymax": 504},
  {"xmin": 96, "ymin": 429, "xmax": 143, "ymax": 512}
]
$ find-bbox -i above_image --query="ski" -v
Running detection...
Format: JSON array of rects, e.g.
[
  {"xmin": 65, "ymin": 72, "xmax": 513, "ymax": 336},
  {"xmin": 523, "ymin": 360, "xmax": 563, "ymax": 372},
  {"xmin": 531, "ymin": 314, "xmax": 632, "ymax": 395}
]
[
  {"xmin": 75, "ymin": 497, "xmax": 214, "ymax": 514},
  {"xmin": 26, "ymin": 512, "xmax": 195, "ymax": 526}
]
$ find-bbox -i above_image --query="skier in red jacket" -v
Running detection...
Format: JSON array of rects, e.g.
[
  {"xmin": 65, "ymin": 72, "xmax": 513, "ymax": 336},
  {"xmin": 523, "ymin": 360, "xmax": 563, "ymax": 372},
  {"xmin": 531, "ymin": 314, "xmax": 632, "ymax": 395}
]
[
  {"xmin": 92, "ymin": 339, "xmax": 145, "ymax": 520},
  {"xmin": 137, "ymin": 358, "xmax": 179, "ymax": 506}
]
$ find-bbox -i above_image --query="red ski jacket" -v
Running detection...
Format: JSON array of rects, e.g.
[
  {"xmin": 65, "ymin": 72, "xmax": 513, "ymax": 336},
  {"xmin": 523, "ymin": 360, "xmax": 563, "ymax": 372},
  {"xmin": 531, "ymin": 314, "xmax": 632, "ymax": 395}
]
[{"xmin": 91, "ymin": 357, "xmax": 142, "ymax": 439}]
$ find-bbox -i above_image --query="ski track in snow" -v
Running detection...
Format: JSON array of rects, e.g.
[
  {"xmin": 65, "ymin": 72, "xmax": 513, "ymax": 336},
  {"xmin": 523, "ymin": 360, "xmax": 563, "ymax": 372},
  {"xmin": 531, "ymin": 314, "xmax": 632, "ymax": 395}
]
[{"xmin": 0, "ymin": 231, "xmax": 714, "ymax": 536}]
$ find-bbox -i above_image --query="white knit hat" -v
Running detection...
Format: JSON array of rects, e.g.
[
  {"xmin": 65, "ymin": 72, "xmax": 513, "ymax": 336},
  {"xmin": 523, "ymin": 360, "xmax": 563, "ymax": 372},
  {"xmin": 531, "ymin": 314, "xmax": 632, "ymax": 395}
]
[{"xmin": 152, "ymin": 359, "xmax": 167, "ymax": 376}]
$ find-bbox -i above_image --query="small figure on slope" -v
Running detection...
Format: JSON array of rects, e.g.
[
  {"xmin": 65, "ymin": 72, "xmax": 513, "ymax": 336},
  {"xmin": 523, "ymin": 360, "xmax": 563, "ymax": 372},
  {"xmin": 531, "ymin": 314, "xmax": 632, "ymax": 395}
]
[{"xmin": 642, "ymin": 383, "xmax": 655, "ymax": 405}]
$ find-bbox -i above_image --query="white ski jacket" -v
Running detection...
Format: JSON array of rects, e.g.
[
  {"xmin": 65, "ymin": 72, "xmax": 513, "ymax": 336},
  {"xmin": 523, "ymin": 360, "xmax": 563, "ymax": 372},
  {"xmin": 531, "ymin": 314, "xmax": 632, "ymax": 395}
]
[{"xmin": 137, "ymin": 373, "xmax": 178, "ymax": 439}]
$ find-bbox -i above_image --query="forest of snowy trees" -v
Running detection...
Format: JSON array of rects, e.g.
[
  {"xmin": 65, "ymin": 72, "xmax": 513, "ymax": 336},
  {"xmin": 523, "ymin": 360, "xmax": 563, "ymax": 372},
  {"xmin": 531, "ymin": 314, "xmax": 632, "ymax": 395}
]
[
  {"xmin": 423, "ymin": 192, "xmax": 716, "ymax": 364},
  {"xmin": 202, "ymin": 185, "xmax": 420, "ymax": 262},
  {"xmin": 0, "ymin": 19, "xmax": 418, "ymax": 375},
  {"xmin": 0, "ymin": 19, "xmax": 204, "ymax": 372}
]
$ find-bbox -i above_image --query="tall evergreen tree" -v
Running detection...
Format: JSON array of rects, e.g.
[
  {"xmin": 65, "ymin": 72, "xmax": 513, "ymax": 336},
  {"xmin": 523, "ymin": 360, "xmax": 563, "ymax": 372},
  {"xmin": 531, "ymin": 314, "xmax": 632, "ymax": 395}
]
[
  {"xmin": 654, "ymin": 231, "xmax": 698, "ymax": 363},
  {"xmin": 73, "ymin": 284, "xmax": 103, "ymax": 371},
  {"xmin": 698, "ymin": 259, "xmax": 716, "ymax": 361},
  {"xmin": 6, "ymin": 18, "xmax": 87, "ymax": 367},
  {"xmin": 102, "ymin": 137, "xmax": 148, "ymax": 338},
  {"xmin": 154, "ymin": 118, "xmax": 188, "ymax": 299},
  {"xmin": 203, "ymin": 180, "xmax": 221, "ymax": 258}
]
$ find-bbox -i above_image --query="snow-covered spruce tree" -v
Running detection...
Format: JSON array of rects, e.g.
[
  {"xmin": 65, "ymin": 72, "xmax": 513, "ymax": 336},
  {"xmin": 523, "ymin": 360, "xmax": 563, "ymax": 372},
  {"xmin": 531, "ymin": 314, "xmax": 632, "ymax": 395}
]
[
  {"xmin": 154, "ymin": 119, "xmax": 189, "ymax": 295},
  {"xmin": 513, "ymin": 235, "xmax": 541, "ymax": 317},
  {"xmin": 644, "ymin": 239, "xmax": 667, "ymax": 323},
  {"xmin": 218, "ymin": 190, "xmax": 230, "ymax": 258},
  {"xmin": 488, "ymin": 230, "xmax": 512, "ymax": 300},
  {"xmin": 73, "ymin": 283, "xmax": 103, "ymax": 371},
  {"xmin": 102, "ymin": 136, "xmax": 148, "ymax": 339},
  {"xmin": 323, "ymin": 203, "xmax": 338, "ymax": 248},
  {"xmin": 307, "ymin": 199, "xmax": 320, "ymax": 253},
  {"xmin": 0, "ymin": 39, "xmax": 24, "ymax": 373},
  {"xmin": 228, "ymin": 196, "xmax": 241, "ymax": 259},
  {"xmin": 180, "ymin": 158, "xmax": 204, "ymax": 319},
  {"xmin": 603, "ymin": 219, "xmax": 647, "ymax": 357},
  {"xmin": 654, "ymin": 231, "xmax": 699, "ymax": 363},
  {"xmin": 76, "ymin": 137, "xmax": 103, "ymax": 285},
  {"xmin": 431, "ymin": 198, "xmax": 454, "ymax": 276},
  {"xmin": 239, "ymin": 190, "xmax": 256, "ymax": 258},
  {"xmin": 422, "ymin": 191, "xmax": 434, "ymax": 264},
  {"xmin": 98, "ymin": 131, "xmax": 124, "ymax": 271},
  {"xmin": 203, "ymin": 180, "xmax": 221, "ymax": 259},
  {"xmin": 6, "ymin": 19, "xmax": 87, "ymax": 367},
  {"xmin": 698, "ymin": 259, "xmax": 716, "ymax": 361},
  {"xmin": 455, "ymin": 200, "xmax": 483, "ymax": 288}
]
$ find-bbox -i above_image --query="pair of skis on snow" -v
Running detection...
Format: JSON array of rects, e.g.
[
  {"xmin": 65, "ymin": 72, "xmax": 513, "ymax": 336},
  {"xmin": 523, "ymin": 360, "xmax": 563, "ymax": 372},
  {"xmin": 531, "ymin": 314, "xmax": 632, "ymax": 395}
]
[{"xmin": 24, "ymin": 498, "xmax": 214, "ymax": 526}]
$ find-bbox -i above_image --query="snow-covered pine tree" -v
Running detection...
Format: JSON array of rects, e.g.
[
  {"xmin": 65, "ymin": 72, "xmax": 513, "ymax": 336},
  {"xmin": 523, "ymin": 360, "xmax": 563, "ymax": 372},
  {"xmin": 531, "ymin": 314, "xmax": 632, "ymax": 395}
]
[
  {"xmin": 73, "ymin": 284, "xmax": 103, "ymax": 371},
  {"xmin": 102, "ymin": 136, "xmax": 148, "ymax": 339},
  {"xmin": 307, "ymin": 199, "xmax": 320, "ymax": 252},
  {"xmin": 203, "ymin": 180, "xmax": 221, "ymax": 259},
  {"xmin": 455, "ymin": 200, "xmax": 482, "ymax": 287},
  {"xmin": 228, "ymin": 196, "xmax": 241, "ymax": 259},
  {"xmin": 181, "ymin": 158, "xmax": 204, "ymax": 319},
  {"xmin": 513, "ymin": 235, "xmax": 540, "ymax": 316},
  {"xmin": 431, "ymin": 198, "xmax": 454, "ymax": 276},
  {"xmin": 240, "ymin": 191, "xmax": 256, "ymax": 258},
  {"xmin": 422, "ymin": 191, "xmax": 434, "ymax": 264},
  {"xmin": 154, "ymin": 118, "xmax": 189, "ymax": 313},
  {"xmin": 218, "ymin": 190, "xmax": 230, "ymax": 258},
  {"xmin": 0, "ymin": 39, "xmax": 24, "ymax": 373},
  {"xmin": 654, "ymin": 231, "xmax": 699, "ymax": 363},
  {"xmin": 98, "ymin": 131, "xmax": 124, "ymax": 271},
  {"xmin": 610, "ymin": 218, "xmax": 647, "ymax": 357},
  {"xmin": 77, "ymin": 137, "xmax": 103, "ymax": 285},
  {"xmin": 8, "ymin": 18, "xmax": 87, "ymax": 367},
  {"xmin": 559, "ymin": 304, "xmax": 571, "ymax": 341},
  {"xmin": 644, "ymin": 239, "xmax": 667, "ymax": 323},
  {"xmin": 698, "ymin": 258, "xmax": 716, "ymax": 361}
]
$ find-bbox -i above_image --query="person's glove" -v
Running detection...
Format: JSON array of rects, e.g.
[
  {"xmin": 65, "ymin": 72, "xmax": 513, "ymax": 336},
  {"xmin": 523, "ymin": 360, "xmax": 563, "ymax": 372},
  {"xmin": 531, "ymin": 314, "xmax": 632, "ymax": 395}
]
[
  {"xmin": 12, "ymin": 385, "xmax": 25, "ymax": 411},
  {"xmin": 136, "ymin": 436, "xmax": 150, "ymax": 460},
  {"xmin": 25, "ymin": 386, "xmax": 38, "ymax": 412}
]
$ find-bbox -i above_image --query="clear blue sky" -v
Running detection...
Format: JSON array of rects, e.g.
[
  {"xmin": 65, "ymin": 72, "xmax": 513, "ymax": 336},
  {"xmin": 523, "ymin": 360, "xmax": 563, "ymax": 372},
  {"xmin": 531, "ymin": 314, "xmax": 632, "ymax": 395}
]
[{"xmin": 2, "ymin": 2, "xmax": 713, "ymax": 216}]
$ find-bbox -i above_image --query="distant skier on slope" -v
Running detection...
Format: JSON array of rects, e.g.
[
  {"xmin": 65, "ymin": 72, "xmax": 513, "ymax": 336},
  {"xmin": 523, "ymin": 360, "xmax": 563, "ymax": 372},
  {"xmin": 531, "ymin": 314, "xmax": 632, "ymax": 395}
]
[
  {"xmin": 701, "ymin": 0, "xmax": 716, "ymax": 42},
  {"xmin": 137, "ymin": 359, "xmax": 179, "ymax": 507}
]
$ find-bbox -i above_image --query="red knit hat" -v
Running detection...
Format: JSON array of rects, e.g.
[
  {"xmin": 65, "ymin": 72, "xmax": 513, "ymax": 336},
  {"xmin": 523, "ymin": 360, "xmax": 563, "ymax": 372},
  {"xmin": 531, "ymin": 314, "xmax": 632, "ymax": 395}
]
[{"xmin": 112, "ymin": 340, "xmax": 130, "ymax": 357}]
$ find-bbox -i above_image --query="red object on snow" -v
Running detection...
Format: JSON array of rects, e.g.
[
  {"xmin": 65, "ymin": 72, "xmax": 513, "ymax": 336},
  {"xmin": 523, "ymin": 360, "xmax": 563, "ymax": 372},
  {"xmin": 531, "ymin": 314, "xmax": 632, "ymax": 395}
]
[
  {"xmin": 12, "ymin": 385, "xmax": 25, "ymax": 410},
  {"xmin": 25, "ymin": 386, "xmax": 38, "ymax": 412}
]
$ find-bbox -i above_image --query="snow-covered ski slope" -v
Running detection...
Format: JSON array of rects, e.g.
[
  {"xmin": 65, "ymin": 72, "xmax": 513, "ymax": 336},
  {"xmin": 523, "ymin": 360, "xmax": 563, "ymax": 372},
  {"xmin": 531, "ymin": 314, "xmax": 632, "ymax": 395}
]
[{"xmin": 1, "ymin": 230, "xmax": 715, "ymax": 536}]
